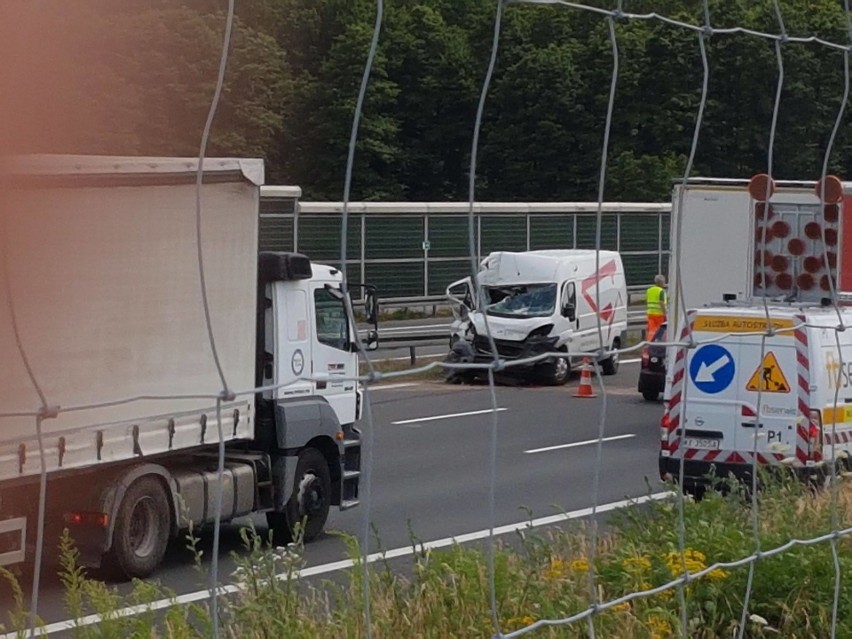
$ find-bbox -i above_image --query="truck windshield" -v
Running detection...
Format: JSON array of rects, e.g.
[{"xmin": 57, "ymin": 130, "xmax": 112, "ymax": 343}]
[{"xmin": 484, "ymin": 283, "xmax": 557, "ymax": 318}]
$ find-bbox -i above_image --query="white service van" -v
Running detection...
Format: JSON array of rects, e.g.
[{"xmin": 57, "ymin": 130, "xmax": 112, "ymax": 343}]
[
  {"xmin": 445, "ymin": 250, "xmax": 628, "ymax": 384},
  {"xmin": 660, "ymin": 303, "xmax": 852, "ymax": 491}
]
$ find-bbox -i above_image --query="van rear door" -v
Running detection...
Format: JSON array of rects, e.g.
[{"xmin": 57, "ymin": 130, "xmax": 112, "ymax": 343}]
[
  {"xmin": 681, "ymin": 337, "xmax": 740, "ymax": 455},
  {"xmin": 679, "ymin": 313, "xmax": 799, "ymax": 463},
  {"xmin": 734, "ymin": 331, "xmax": 799, "ymax": 459}
]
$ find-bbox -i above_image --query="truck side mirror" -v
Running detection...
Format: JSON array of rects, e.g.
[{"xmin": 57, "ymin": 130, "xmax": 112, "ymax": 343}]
[
  {"xmin": 562, "ymin": 303, "xmax": 576, "ymax": 321},
  {"xmin": 364, "ymin": 329, "xmax": 379, "ymax": 351},
  {"xmin": 364, "ymin": 289, "xmax": 379, "ymax": 325}
]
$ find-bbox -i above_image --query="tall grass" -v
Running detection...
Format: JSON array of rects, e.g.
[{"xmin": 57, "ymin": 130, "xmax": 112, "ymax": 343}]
[{"xmin": 5, "ymin": 476, "xmax": 852, "ymax": 638}]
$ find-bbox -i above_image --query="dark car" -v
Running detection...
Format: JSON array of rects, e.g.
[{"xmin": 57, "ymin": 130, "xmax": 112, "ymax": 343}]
[{"xmin": 638, "ymin": 323, "xmax": 667, "ymax": 401}]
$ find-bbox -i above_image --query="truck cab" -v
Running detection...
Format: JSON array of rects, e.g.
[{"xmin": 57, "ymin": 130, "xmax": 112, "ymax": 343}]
[{"xmin": 253, "ymin": 252, "xmax": 377, "ymax": 545}]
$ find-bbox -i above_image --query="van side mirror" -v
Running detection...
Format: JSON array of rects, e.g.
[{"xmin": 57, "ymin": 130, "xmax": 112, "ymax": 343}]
[{"xmin": 562, "ymin": 302, "xmax": 576, "ymax": 321}]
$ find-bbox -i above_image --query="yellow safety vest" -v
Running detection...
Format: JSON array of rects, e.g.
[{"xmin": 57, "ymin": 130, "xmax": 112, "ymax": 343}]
[{"xmin": 646, "ymin": 285, "xmax": 666, "ymax": 316}]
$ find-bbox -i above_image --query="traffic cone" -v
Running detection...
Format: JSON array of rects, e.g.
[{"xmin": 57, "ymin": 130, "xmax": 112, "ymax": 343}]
[{"xmin": 574, "ymin": 357, "xmax": 597, "ymax": 398}]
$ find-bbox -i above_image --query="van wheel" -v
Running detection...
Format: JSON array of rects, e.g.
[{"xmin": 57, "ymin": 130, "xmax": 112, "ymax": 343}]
[
  {"xmin": 267, "ymin": 447, "xmax": 331, "ymax": 546},
  {"xmin": 107, "ymin": 476, "xmax": 171, "ymax": 580},
  {"xmin": 537, "ymin": 355, "xmax": 569, "ymax": 386},
  {"xmin": 600, "ymin": 339, "xmax": 621, "ymax": 376},
  {"xmin": 642, "ymin": 390, "xmax": 659, "ymax": 401}
]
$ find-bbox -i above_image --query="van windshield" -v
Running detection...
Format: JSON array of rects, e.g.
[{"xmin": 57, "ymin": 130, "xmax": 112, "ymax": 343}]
[{"xmin": 484, "ymin": 283, "xmax": 557, "ymax": 318}]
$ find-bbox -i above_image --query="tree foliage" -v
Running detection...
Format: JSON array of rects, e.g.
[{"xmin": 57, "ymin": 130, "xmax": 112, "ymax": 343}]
[{"xmin": 7, "ymin": 0, "xmax": 852, "ymax": 201}]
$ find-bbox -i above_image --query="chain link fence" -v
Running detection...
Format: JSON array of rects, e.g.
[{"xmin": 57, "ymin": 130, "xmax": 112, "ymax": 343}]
[{"xmin": 260, "ymin": 187, "xmax": 670, "ymax": 301}]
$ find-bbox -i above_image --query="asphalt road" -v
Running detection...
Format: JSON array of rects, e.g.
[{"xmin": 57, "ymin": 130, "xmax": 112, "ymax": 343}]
[{"xmin": 2, "ymin": 361, "xmax": 666, "ymax": 635}]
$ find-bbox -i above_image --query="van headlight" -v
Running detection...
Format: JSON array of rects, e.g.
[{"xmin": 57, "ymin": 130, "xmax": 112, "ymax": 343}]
[{"xmin": 527, "ymin": 324, "xmax": 555, "ymax": 341}]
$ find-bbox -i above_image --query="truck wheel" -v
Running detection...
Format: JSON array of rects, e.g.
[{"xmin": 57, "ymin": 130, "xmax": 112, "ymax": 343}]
[
  {"xmin": 108, "ymin": 476, "xmax": 171, "ymax": 580},
  {"xmin": 642, "ymin": 390, "xmax": 659, "ymax": 401},
  {"xmin": 600, "ymin": 339, "xmax": 620, "ymax": 376},
  {"xmin": 267, "ymin": 447, "xmax": 331, "ymax": 546},
  {"xmin": 537, "ymin": 355, "xmax": 569, "ymax": 386}
]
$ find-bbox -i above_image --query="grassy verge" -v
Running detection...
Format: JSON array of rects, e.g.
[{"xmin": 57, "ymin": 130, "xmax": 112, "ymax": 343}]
[{"xmin": 5, "ymin": 475, "xmax": 852, "ymax": 638}]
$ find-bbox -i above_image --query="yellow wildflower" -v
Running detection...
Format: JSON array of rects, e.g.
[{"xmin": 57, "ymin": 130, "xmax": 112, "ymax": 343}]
[
  {"xmin": 646, "ymin": 614, "xmax": 673, "ymax": 639},
  {"xmin": 543, "ymin": 558, "xmax": 566, "ymax": 580},
  {"xmin": 569, "ymin": 558, "xmax": 590, "ymax": 573},
  {"xmin": 622, "ymin": 555, "xmax": 652, "ymax": 574},
  {"xmin": 664, "ymin": 549, "xmax": 706, "ymax": 576},
  {"xmin": 504, "ymin": 615, "xmax": 536, "ymax": 630},
  {"xmin": 611, "ymin": 602, "xmax": 630, "ymax": 613},
  {"xmin": 707, "ymin": 567, "xmax": 729, "ymax": 581}
]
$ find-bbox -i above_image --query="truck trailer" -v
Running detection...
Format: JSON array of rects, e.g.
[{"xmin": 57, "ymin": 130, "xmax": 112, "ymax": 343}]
[{"xmin": 0, "ymin": 155, "xmax": 377, "ymax": 579}]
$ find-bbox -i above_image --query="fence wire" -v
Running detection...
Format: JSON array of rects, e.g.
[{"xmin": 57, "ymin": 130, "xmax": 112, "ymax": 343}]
[{"xmin": 4, "ymin": 1, "xmax": 852, "ymax": 638}]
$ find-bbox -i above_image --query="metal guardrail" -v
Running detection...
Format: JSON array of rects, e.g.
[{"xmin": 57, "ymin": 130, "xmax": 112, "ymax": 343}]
[{"xmin": 368, "ymin": 308, "xmax": 649, "ymax": 365}]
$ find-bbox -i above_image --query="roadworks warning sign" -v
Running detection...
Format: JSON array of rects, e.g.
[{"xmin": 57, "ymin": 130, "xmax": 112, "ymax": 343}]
[{"xmin": 746, "ymin": 352, "xmax": 791, "ymax": 393}]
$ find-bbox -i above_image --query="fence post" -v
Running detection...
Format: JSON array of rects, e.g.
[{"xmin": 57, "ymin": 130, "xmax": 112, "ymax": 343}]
[{"xmin": 409, "ymin": 346, "xmax": 416, "ymax": 367}]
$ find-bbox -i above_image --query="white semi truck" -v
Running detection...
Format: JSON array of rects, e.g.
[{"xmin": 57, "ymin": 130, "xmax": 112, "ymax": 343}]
[{"xmin": 0, "ymin": 155, "xmax": 377, "ymax": 579}]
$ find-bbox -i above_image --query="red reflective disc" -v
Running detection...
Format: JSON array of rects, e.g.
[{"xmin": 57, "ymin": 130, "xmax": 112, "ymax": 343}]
[
  {"xmin": 754, "ymin": 202, "xmax": 774, "ymax": 220},
  {"xmin": 771, "ymin": 254, "xmax": 789, "ymax": 272},
  {"xmin": 754, "ymin": 250, "xmax": 774, "ymax": 266},
  {"xmin": 803, "ymin": 255, "xmax": 823, "ymax": 273},
  {"xmin": 755, "ymin": 272, "xmax": 773, "ymax": 288},
  {"xmin": 755, "ymin": 225, "xmax": 774, "ymax": 242},
  {"xmin": 825, "ymin": 228, "xmax": 838, "ymax": 246},
  {"xmin": 815, "ymin": 175, "xmax": 843, "ymax": 204},
  {"xmin": 805, "ymin": 222, "xmax": 822, "ymax": 240},
  {"xmin": 776, "ymin": 272, "xmax": 793, "ymax": 290},
  {"xmin": 771, "ymin": 220, "xmax": 790, "ymax": 238},
  {"xmin": 788, "ymin": 238, "xmax": 806, "ymax": 256},
  {"xmin": 824, "ymin": 203, "xmax": 840, "ymax": 223},
  {"xmin": 827, "ymin": 252, "xmax": 838, "ymax": 268},
  {"xmin": 797, "ymin": 273, "xmax": 815, "ymax": 290},
  {"xmin": 749, "ymin": 174, "xmax": 776, "ymax": 200},
  {"xmin": 821, "ymin": 275, "xmax": 833, "ymax": 291}
]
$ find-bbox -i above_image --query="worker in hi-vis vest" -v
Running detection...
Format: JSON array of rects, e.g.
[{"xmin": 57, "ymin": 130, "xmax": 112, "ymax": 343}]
[{"xmin": 645, "ymin": 274, "xmax": 667, "ymax": 339}]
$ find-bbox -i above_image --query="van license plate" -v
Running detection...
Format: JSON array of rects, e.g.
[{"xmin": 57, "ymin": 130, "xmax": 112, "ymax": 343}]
[{"xmin": 683, "ymin": 437, "xmax": 720, "ymax": 450}]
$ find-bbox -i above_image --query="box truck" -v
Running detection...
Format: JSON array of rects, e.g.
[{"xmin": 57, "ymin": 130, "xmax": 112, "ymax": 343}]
[
  {"xmin": 661, "ymin": 174, "xmax": 851, "ymax": 492},
  {"xmin": 0, "ymin": 155, "xmax": 377, "ymax": 579},
  {"xmin": 445, "ymin": 250, "xmax": 628, "ymax": 384}
]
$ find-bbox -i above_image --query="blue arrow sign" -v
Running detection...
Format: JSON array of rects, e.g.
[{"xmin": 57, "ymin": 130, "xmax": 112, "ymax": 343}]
[{"xmin": 689, "ymin": 344, "xmax": 736, "ymax": 394}]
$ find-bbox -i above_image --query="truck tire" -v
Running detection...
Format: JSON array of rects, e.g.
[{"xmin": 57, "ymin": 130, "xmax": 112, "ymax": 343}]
[
  {"xmin": 642, "ymin": 390, "xmax": 659, "ymax": 401},
  {"xmin": 600, "ymin": 339, "xmax": 620, "ymax": 376},
  {"xmin": 267, "ymin": 447, "xmax": 331, "ymax": 546},
  {"xmin": 108, "ymin": 476, "xmax": 171, "ymax": 580}
]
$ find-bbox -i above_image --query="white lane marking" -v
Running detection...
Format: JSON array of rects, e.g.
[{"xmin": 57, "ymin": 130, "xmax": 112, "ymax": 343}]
[
  {"xmin": 365, "ymin": 382, "xmax": 421, "ymax": 391},
  {"xmin": 524, "ymin": 433, "xmax": 637, "ymax": 454},
  {"xmin": 13, "ymin": 492, "xmax": 673, "ymax": 638},
  {"xmin": 621, "ymin": 358, "xmax": 640, "ymax": 364},
  {"xmin": 392, "ymin": 408, "xmax": 507, "ymax": 425}
]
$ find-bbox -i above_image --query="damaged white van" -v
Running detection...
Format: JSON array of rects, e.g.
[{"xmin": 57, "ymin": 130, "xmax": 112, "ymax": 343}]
[{"xmin": 445, "ymin": 250, "xmax": 628, "ymax": 384}]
